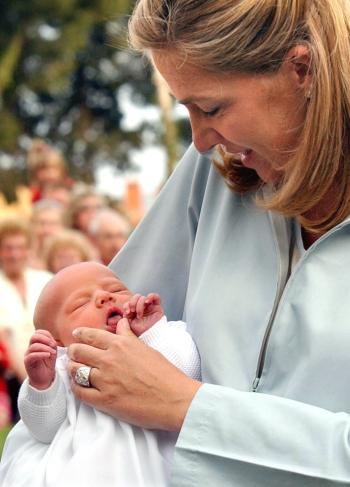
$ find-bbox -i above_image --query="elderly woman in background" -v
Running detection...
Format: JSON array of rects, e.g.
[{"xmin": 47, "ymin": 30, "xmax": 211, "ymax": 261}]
[
  {"xmin": 87, "ymin": 208, "xmax": 131, "ymax": 265},
  {"xmin": 0, "ymin": 218, "xmax": 52, "ymax": 420},
  {"xmin": 65, "ymin": 187, "xmax": 106, "ymax": 237},
  {"xmin": 43, "ymin": 229, "xmax": 97, "ymax": 274}
]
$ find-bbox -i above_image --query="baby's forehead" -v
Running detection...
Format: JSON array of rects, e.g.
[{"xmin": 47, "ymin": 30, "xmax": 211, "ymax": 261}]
[{"xmin": 56, "ymin": 265, "xmax": 124, "ymax": 294}]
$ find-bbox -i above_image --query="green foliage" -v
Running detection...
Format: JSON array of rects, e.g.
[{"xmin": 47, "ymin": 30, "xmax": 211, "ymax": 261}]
[
  {"xmin": 0, "ymin": 425, "xmax": 12, "ymax": 457},
  {"xmin": 0, "ymin": 0, "xmax": 148, "ymax": 187},
  {"xmin": 0, "ymin": 111, "xmax": 23, "ymax": 152},
  {"xmin": 0, "ymin": 0, "xmax": 191, "ymax": 197},
  {"xmin": 0, "ymin": 33, "xmax": 24, "ymax": 93}
]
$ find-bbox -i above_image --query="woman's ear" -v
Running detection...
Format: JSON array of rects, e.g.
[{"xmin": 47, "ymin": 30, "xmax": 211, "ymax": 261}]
[{"xmin": 283, "ymin": 44, "xmax": 313, "ymax": 95}]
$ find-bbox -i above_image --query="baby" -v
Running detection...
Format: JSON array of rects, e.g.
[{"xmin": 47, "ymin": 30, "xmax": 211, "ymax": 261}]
[{"xmin": 0, "ymin": 262, "xmax": 200, "ymax": 487}]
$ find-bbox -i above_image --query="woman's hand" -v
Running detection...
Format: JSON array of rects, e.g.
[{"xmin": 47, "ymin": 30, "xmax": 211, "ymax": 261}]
[{"xmin": 68, "ymin": 319, "xmax": 202, "ymax": 431}]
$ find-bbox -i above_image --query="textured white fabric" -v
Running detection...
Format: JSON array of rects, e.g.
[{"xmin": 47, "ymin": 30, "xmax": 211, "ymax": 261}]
[
  {"xmin": 0, "ymin": 317, "xmax": 200, "ymax": 487},
  {"xmin": 141, "ymin": 317, "xmax": 201, "ymax": 380}
]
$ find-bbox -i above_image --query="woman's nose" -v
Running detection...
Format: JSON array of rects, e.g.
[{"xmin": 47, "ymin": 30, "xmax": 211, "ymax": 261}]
[
  {"xmin": 189, "ymin": 115, "xmax": 221, "ymax": 154},
  {"xmin": 95, "ymin": 290, "xmax": 115, "ymax": 307}
]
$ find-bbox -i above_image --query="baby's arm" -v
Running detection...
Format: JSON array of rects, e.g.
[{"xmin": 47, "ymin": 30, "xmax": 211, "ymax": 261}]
[
  {"xmin": 123, "ymin": 293, "xmax": 164, "ymax": 336},
  {"xmin": 18, "ymin": 330, "xmax": 67, "ymax": 443}
]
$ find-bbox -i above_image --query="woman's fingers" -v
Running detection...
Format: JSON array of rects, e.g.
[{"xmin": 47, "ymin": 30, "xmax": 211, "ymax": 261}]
[
  {"xmin": 70, "ymin": 375, "xmax": 103, "ymax": 404},
  {"xmin": 69, "ymin": 327, "xmax": 137, "ymax": 377},
  {"xmin": 69, "ymin": 360, "xmax": 99, "ymax": 389},
  {"xmin": 68, "ymin": 342, "xmax": 104, "ymax": 369},
  {"xmin": 115, "ymin": 317, "xmax": 134, "ymax": 335},
  {"xmin": 72, "ymin": 327, "xmax": 113, "ymax": 349}
]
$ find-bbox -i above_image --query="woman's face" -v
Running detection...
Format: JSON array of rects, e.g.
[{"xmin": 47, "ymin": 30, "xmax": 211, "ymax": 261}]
[
  {"xmin": 152, "ymin": 50, "xmax": 308, "ymax": 183},
  {"xmin": 75, "ymin": 195, "xmax": 104, "ymax": 233},
  {"xmin": 32, "ymin": 209, "xmax": 63, "ymax": 243},
  {"xmin": 0, "ymin": 233, "xmax": 29, "ymax": 278},
  {"xmin": 50, "ymin": 247, "xmax": 85, "ymax": 274}
]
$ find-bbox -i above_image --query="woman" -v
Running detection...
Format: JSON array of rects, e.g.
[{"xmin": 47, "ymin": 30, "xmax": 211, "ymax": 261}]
[
  {"xmin": 4, "ymin": 1, "xmax": 350, "ymax": 485},
  {"xmin": 43, "ymin": 229, "xmax": 97, "ymax": 273},
  {"xmin": 27, "ymin": 139, "xmax": 73, "ymax": 204},
  {"xmin": 65, "ymin": 187, "xmax": 106, "ymax": 237},
  {"xmin": 0, "ymin": 217, "xmax": 52, "ymax": 422}
]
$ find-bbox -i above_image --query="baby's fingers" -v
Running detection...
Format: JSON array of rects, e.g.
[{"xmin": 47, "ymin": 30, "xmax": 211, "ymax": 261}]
[
  {"xmin": 123, "ymin": 294, "xmax": 141, "ymax": 317},
  {"xmin": 145, "ymin": 293, "xmax": 161, "ymax": 306},
  {"xmin": 134, "ymin": 295, "xmax": 147, "ymax": 318},
  {"xmin": 24, "ymin": 351, "xmax": 52, "ymax": 365},
  {"xmin": 30, "ymin": 330, "xmax": 56, "ymax": 347},
  {"xmin": 26, "ymin": 342, "xmax": 57, "ymax": 356}
]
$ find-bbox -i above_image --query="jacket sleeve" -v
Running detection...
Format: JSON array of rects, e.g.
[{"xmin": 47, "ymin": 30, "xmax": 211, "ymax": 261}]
[
  {"xmin": 171, "ymin": 384, "xmax": 350, "ymax": 486},
  {"xmin": 18, "ymin": 375, "xmax": 67, "ymax": 443}
]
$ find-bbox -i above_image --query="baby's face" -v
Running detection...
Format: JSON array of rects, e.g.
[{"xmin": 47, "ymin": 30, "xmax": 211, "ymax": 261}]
[{"xmin": 52, "ymin": 262, "xmax": 132, "ymax": 346}]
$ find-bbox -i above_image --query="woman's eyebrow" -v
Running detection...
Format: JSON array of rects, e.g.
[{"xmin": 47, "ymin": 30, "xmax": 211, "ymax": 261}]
[{"xmin": 170, "ymin": 93, "xmax": 217, "ymax": 105}]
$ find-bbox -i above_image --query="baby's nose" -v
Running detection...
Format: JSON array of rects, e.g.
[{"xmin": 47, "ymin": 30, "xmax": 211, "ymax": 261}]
[{"xmin": 95, "ymin": 290, "xmax": 115, "ymax": 306}]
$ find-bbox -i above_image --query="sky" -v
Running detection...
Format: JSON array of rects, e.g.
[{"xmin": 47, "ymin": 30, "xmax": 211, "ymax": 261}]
[
  {"xmin": 95, "ymin": 145, "xmax": 167, "ymax": 208},
  {"xmin": 95, "ymin": 84, "xmax": 189, "ymax": 208}
]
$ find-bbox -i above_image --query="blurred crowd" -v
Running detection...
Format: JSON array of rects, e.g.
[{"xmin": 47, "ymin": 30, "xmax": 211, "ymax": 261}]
[{"xmin": 0, "ymin": 139, "xmax": 140, "ymax": 427}]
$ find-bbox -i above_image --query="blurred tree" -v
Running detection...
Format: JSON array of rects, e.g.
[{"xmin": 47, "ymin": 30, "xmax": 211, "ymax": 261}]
[{"xmin": 0, "ymin": 0, "xmax": 191, "ymax": 201}]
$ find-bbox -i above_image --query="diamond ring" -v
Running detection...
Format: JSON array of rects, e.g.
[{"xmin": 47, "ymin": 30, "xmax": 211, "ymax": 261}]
[{"xmin": 74, "ymin": 365, "xmax": 92, "ymax": 387}]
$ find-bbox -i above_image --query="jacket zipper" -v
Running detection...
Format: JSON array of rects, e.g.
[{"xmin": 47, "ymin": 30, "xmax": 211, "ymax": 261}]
[
  {"xmin": 252, "ymin": 215, "xmax": 350, "ymax": 392},
  {"xmin": 252, "ymin": 213, "xmax": 293, "ymax": 392}
]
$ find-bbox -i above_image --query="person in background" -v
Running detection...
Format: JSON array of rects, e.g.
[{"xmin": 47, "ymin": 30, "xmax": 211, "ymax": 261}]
[
  {"xmin": 65, "ymin": 187, "xmax": 106, "ymax": 237},
  {"xmin": 29, "ymin": 200, "xmax": 66, "ymax": 270},
  {"xmin": 0, "ymin": 334, "xmax": 13, "ymax": 429},
  {"xmin": 43, "ymin": 229, "xmax": 97, "ymax": 274},
  {"xmin": 26, "ymin": 139, "xmax": 73, "ymax": 204},
  {"xmin": 0, "ymin": 218, "xmax": 52, "ymax": 420},
  {"xmin": 40, "ymin": 182, "xmax": 72, "ymax": 208},
  {"xmin": 87, "ymin": 208, "xmax": 131, "ymax": 265}
]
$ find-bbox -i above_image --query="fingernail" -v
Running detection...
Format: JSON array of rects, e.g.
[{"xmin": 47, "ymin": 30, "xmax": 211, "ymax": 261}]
[{"xmin": 72, "ymin": 329, "xmax": 80, "ymax": 338}]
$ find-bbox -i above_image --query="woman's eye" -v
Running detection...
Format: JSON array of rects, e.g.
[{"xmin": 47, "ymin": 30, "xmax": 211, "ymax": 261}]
[{"xmin": 203, "ymin": 106, "xmax": 220, "ymax": 117}]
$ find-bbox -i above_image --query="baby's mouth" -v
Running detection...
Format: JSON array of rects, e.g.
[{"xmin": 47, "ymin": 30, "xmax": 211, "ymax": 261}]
[{"xmin": 106, "ymin": 307, "xmax": 123, "ymax": 333}]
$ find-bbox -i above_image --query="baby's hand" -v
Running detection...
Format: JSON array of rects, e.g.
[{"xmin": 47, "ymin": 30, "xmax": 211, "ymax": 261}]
[
  {"xmin": 24, "ymin": 330, "xmax": 57, "ymax": 390},
  {"xmin": 123, "ymin": 293, "xmax": 164, "ymax": 336}
]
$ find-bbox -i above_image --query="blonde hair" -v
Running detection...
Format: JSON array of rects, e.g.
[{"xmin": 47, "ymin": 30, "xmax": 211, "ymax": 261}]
[
  {"xmin": 0, "ymin": 217, "xmax": 31, "ymax": 247},
  {"xmin": 43, "ymin": 229, "xmax": 97, "ymax": 273},
  {"xmin": 129, "ymin": 0, "xmax": 350, "ymax": 233},
  {"xmin": 65, "ymin": 187, "xmax": 106, "ymax": 230},
  {"xmin": 27, "ymin": 139, "xmax": 66, "ymax": 179}
]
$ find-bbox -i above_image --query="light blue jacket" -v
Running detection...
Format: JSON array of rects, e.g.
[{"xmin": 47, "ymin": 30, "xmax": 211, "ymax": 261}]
[{"xmin": 111, "ymin": 144, "xmax": 350, "ymax": 486}]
